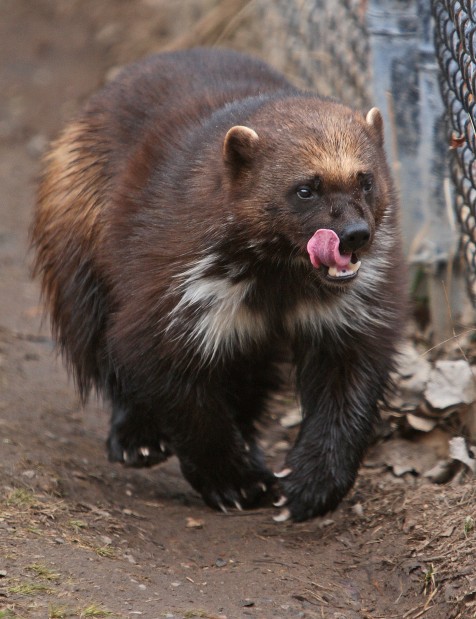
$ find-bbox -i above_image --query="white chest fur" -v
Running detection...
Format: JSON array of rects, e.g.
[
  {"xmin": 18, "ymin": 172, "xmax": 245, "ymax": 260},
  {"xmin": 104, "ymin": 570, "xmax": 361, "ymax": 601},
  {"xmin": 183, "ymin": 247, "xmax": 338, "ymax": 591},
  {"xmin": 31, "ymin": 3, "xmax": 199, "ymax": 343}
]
[
  {"xmin": 167, "ymin": 240, "xmax": 395, "ymax": 361},
  {"xmin": 167, "ymin": 256, "xmax": 267, "ymax": 360}
]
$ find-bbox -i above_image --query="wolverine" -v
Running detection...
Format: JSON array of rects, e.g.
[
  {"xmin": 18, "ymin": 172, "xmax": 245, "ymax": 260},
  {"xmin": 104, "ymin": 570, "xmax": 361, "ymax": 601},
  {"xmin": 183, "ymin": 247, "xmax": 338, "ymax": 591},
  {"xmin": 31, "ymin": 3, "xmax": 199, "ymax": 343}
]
[{"xmin": 31, "ymin": 48, "xmax": 406, "ymax": 521}]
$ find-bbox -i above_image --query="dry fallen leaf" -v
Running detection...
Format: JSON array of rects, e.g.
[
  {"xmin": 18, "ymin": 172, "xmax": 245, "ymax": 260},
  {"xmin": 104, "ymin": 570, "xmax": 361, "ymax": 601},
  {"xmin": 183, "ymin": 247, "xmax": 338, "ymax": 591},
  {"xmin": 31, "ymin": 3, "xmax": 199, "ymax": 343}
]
[
  {"xmin": 449, "ymin": 437, "xmax": 476, "ymax": 473},
  {"xmin": 186, "ymin": 516, "xmax": 205, "ymax": 529},
  {"xmin": 367, "ymin": 438, "xmax": 439, "ymax": 477},
  {"xmin": 424, "ymin": 360, "xmax": 475, "ymax": 409},
  {"xmin": 423, "ymin": 460, "xmax": 456, "ymax": 483},
  {"xmin": 407, "ymin": 414, "xmax": 436, "ymax": 432}
]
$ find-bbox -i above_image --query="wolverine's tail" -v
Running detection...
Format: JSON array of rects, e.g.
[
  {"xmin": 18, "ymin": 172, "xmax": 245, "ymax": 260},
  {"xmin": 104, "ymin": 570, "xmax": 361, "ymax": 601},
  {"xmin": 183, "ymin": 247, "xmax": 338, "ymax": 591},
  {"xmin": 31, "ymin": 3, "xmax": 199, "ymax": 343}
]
[{"xmin": 31, "ymin": 120, "xmax": 113, "ymax": 399}]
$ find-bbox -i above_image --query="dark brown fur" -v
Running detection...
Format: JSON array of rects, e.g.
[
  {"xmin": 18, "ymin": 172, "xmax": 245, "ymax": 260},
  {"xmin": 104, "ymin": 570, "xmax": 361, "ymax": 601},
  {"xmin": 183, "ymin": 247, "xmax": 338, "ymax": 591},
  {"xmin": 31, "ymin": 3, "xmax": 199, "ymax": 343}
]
[{"xmin": 31, "ymin": 48, "xmax": 406, "ymax": 521}]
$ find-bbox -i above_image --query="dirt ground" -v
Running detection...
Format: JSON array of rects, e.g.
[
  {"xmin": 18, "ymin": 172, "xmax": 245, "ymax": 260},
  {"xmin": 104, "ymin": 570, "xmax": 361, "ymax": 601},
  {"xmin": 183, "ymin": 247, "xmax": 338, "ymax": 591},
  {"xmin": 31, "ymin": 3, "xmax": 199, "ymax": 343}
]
[{"xmin": 0, "ymin": 2, "xmax": 475, "ymax": 618}]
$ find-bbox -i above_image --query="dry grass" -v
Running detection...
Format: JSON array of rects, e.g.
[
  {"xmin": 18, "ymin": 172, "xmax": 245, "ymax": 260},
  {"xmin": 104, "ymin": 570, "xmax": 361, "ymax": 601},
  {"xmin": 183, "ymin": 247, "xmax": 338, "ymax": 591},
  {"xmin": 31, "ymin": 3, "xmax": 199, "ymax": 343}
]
[{"xmin": 164, "ymin": 0, "xmax": 255, "ymax": 50}]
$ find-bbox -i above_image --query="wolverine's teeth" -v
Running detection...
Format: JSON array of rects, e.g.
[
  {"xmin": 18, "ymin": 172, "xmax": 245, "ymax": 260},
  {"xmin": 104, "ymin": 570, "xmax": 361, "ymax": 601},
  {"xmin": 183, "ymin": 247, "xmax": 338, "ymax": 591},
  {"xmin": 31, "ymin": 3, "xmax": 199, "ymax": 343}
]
[{"xmin": 328, "ymin": 260, "xmax": 361, "ymax": 278}]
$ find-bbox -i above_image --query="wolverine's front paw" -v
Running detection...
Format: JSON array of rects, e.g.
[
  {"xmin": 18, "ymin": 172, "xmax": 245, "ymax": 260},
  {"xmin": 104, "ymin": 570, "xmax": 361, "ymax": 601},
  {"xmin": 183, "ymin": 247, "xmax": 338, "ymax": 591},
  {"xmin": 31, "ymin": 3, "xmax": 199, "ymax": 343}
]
[{"xmin": 273, "ymin": 465, "xmax": 354, "ymax": 522}]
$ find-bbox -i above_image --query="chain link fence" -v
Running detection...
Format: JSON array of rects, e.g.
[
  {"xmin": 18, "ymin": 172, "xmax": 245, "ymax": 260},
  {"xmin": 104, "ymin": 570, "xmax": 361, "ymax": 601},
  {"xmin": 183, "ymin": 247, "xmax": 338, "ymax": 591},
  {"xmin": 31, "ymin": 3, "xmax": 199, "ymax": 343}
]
[
  {"xmin": 254, "ymin": 0, "xmax": 371, "ymax": 111},
  {"xmin": 433, "ymin": 0, "xmax": 476, "ymax": 303},
  {"xmin": 253, "ymin": 0, "xmax": 466, "ymax": 336}
]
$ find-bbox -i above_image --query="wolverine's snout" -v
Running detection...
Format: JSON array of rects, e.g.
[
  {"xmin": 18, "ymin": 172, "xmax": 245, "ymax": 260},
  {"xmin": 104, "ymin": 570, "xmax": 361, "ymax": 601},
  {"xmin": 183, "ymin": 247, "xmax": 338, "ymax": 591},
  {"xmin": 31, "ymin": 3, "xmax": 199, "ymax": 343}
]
[{"xmin": 338, "ymin": 221, "xmax": 371, "ymax": 253}]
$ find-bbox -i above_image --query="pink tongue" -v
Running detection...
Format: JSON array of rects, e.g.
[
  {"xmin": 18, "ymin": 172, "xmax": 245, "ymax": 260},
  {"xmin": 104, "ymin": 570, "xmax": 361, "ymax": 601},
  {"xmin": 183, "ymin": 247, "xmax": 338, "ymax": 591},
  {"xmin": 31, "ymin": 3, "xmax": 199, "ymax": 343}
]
[{"xmin": 307, "ymin": 229, "xmax": 352, "ymax": 269}]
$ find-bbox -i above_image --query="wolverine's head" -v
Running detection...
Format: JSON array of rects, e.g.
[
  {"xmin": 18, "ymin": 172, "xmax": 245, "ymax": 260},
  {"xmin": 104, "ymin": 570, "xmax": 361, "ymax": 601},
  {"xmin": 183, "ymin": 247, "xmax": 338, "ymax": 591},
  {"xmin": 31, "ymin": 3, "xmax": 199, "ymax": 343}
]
[{"xmin": 222, "ymin": 99, "xmax": 393, "ymax": 288}]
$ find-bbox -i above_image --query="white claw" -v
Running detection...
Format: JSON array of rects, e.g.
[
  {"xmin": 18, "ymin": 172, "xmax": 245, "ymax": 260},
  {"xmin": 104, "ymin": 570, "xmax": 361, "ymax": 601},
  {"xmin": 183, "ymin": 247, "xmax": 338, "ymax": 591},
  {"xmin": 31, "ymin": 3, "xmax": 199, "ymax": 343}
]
[
  {"xmin": 159, "ymin": 441, "xmax": 167, "ymax": 453},
  {"xmin": 234, "ymin": 500, "xmax": 243, "ymax": 511},
  {"xmin": 218, "ymin": 502, "xmax": 228, "ymax": 514},
  {"xmin": 274, "ymin": 468, "xmax": 292, "ymax": 479},
  {"xmin": 240, "ymin": 488, "xmax": 248, "ymax": 499},
  {"xmin": 139, "ymin": 447, "xmax": 150, "ymax": 457},
  {"xmin": 273, "ymin": 508, "xmax": 291, "ymax": 523},
  {"xmin": 273, "ymin": 495, "xmax": 288, "ymax": 507},
  {"xmin": 259, "ymin": 482, "xmax": 267, "ymax": 493},
  {"xmin": 123, "ymin": 451, "xmax": 129, "ymax": 462},
  {"xmin": 244, "ymin": 442, "xmax": 251, "ymax": 452}
]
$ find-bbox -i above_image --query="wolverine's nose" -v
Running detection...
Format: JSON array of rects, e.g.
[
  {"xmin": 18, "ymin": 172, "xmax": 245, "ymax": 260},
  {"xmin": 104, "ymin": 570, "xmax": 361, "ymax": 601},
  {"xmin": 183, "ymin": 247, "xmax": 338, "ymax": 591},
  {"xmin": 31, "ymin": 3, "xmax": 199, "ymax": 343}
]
[{"xmin": 339, "ymin": 222, "xmax": 370, "ymax": 252}]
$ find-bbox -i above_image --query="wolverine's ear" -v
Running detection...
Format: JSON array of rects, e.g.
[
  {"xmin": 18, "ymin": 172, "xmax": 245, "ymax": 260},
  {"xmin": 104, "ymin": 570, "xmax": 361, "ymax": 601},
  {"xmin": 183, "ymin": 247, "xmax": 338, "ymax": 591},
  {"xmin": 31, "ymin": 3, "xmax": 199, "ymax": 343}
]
[
  {"xmin": 223, "ymin": 125, "xmax": 259, "ymax": 167},
  {"xmin": 365, "ymin": 107, "xmax": 384, "ymax": 147}
]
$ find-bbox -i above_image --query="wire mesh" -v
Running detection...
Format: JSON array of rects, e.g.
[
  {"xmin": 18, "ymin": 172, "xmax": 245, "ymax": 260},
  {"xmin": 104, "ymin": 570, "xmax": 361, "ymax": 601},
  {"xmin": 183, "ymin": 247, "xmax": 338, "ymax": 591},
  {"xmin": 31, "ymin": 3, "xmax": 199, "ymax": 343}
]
[
  {"xmin": 256, "ymin": 0, "xmax": 372, "ymax": 110},
  {"xmin": 433, "ymin": 0, "xmax": 476, "ymax": 302}
]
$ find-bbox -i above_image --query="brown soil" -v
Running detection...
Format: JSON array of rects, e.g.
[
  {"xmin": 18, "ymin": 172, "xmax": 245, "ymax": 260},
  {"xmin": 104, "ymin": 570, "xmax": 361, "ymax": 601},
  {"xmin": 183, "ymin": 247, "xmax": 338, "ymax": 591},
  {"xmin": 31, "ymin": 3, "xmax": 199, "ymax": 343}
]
[{"xmin": 0, "ymin": 2, "xmax": 474, "ymax": 618}]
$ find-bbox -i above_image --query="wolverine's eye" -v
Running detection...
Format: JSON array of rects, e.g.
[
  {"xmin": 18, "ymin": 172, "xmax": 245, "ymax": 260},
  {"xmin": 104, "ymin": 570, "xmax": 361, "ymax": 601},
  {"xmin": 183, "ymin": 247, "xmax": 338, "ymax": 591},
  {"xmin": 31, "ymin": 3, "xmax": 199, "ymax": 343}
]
[
  {"xmin": 296, "ymin": 186, "xmax": 313, "ymax": 199},
  {"xmin": 360, "ymin": 174, "xmax": 374, "ymax": 193}
]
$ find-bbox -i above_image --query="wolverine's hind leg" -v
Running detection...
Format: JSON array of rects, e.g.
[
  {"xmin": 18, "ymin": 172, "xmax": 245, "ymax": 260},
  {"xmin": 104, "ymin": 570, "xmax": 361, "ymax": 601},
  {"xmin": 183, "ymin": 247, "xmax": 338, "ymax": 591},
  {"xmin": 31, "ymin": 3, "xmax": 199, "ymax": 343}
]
[{"xmin": 107, "ymin": 400, "xmax": 173, "ymax": 468}]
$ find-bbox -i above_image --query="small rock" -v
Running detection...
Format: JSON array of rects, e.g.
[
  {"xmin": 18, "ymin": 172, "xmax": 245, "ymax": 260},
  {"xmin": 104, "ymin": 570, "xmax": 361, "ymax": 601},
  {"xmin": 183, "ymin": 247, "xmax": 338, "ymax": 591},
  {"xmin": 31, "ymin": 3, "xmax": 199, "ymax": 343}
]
[
  {"xmin": 240, "ymin": 599, "xmax": 254, "ymax": 607},
  {"xmin": 215, "ymin": 558, "xmax": 227, "ymax": 568}
]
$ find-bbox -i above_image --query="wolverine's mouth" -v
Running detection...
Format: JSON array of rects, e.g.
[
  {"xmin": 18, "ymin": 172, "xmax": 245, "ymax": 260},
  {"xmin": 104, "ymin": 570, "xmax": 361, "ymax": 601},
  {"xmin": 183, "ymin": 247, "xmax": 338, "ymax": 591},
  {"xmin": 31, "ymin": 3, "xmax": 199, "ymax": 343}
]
[
  {"xmin": 307, "ymin": 229, "xmax": 362, "ymax": 283},
  {"xmin": 325, "ymin": 253, "xmax": 361, "ymax": 281}
]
